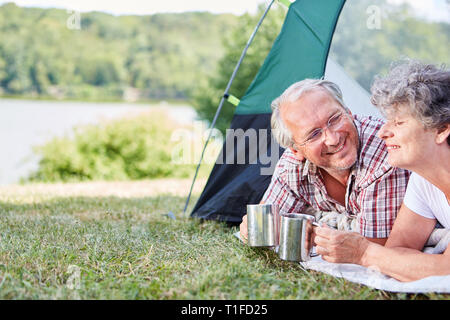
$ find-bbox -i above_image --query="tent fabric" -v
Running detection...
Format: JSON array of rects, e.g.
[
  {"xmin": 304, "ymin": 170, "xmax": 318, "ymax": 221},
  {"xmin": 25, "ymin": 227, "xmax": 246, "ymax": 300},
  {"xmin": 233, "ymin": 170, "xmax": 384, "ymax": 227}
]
[
  {"xmin": 235, "ymin": 0, "xmax": 346, "ymax": 115},
  {"xmin": 324, "ymin": 58, "xmax": 381, "ymax": 118},
  {"xmin": 191, "ymin": 113, "xmax": 284, "ymax": 224},
  {"xmin": 191, "ymin": 0, "xmax": 346, "ymax": 223}
]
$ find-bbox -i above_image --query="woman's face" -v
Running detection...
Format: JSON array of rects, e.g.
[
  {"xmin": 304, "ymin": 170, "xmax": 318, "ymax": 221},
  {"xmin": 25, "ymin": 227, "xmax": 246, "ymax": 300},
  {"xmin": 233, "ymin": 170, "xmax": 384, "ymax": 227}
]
[{"xmin": 378, "ymin": 108, "xmax": 436, "ymax": 170}]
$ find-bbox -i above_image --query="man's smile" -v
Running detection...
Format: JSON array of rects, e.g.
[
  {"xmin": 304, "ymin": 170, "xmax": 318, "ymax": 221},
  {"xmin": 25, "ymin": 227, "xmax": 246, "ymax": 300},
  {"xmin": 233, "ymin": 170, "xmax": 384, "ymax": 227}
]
[
  {"xmin": 325, "ymin": 137, "xmax": 346, "ymax": 155},
  {"xmin": 386, "ymin": 144, "xmax": 401, "ymax": 150}
]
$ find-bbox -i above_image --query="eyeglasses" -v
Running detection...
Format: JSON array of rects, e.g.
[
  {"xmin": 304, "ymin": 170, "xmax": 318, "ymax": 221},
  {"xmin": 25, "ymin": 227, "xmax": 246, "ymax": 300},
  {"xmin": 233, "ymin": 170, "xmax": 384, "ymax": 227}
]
[{"xmin": 295, "ymin": 112, "xmax": 347, "ymax": 147}]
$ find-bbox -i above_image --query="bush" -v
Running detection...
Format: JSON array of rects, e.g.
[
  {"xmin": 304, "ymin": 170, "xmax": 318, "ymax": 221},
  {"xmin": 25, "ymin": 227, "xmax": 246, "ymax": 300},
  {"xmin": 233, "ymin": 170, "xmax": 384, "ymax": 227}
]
[{"xmin": 27, "ymin": 110, "xmax": 213, "ymax": 182}]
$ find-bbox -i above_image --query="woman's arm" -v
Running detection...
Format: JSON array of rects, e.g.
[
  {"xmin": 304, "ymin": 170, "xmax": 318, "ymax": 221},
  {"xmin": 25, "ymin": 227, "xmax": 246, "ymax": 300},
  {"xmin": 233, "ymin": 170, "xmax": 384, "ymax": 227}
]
[
  {"xmin": 362, "ymin": 204, "xmax": 449, "ymax": 282},
  {"xmin": 385, "ymin": 204, "xmax": 436, "ymax": 250},
  {"xmin": 360, "ymin": 240, "xmax": 450, "ymax": 282},
  {"xmin": 314, "ymin": 203, "xmax": 450, "ymax": 282}
]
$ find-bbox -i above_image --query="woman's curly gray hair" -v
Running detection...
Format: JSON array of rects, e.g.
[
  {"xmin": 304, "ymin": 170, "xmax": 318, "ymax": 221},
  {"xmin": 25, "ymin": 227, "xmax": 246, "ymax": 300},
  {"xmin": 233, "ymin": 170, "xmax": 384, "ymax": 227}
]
[
  {"xmin": 271, "ymin": 79, "xmax": 348, "ymax": 149},
  {"xmin": 370, "ymin": 60, "xmax": 450, "ymax": 145}
]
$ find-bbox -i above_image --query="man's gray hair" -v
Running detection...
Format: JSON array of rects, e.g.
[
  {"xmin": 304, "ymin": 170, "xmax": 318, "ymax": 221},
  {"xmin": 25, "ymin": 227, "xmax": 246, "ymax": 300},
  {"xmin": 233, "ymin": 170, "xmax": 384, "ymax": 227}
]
[
  {"xmin": 371, "ymin": 60, "xmax": 450, "ymax": 135},
  {"xmin": 271, "ymin": 79, "xmax": 348, "ymax": 149}
]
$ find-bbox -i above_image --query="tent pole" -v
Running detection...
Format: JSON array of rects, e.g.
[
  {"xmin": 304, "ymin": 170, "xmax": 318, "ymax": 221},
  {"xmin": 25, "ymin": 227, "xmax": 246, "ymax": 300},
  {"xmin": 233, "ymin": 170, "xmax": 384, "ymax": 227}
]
[{"xmin": 183, "ymin": 0, "xmax": 276, "ymax": 217}]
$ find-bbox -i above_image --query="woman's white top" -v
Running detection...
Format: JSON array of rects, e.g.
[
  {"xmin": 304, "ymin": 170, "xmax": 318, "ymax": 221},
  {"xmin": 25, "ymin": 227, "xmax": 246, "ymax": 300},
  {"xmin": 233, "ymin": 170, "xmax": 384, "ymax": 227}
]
[{"xmin": 403, "ymin": 172, "xmax": 450, "ymax": 228}]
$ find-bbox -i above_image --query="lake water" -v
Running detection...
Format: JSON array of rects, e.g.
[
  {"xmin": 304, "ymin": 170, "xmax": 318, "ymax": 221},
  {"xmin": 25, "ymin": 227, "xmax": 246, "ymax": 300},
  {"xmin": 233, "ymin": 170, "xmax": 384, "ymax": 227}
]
[{"xmin": 0, "ymin": 99, "xmax": 197, "ymax": 185}]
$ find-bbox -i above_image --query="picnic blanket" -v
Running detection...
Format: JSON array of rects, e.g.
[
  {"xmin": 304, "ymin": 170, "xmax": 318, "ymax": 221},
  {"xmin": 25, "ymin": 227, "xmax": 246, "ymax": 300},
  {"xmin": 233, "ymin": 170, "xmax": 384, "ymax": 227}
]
[
  {"xmin": 300, "ymin": 255, "xmax": 450, "ymax": 293},
  {"xmin": 233, "ymin": 230, "xmax": 450, "ymax": 293}
]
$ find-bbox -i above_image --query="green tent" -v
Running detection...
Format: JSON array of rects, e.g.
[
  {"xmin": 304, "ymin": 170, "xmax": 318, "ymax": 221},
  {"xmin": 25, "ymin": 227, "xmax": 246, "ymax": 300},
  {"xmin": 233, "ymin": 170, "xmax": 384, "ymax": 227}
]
[{"xmin": 190, "ymin": 0, "xmax": 376, "ymax": 224}]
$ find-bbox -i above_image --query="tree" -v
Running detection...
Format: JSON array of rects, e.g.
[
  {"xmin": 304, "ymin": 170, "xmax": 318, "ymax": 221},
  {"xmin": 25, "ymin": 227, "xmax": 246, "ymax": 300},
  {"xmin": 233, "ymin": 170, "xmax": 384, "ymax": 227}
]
[
  {"xmin": 0, "ymin": 4, "xmax": 237, "ymax": 101},
  {"xmin": 190, "ymin": 4, "xmax": 286, "ymax": 133},
  {"xmin": 329, "ymin": 0, "xmax": 450, "ymax": 91}
]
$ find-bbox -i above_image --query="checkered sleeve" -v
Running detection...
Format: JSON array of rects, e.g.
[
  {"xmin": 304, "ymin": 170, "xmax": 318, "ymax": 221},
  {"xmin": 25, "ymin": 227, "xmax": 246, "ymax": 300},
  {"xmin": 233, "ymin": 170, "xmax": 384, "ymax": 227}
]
[
  {"xmin": 261, "ymin": 171, "xmax": 307, "ymax": 214},
  {"xmin": 358, "ymin": 167, "xmax": 410, "ymax": 238}
]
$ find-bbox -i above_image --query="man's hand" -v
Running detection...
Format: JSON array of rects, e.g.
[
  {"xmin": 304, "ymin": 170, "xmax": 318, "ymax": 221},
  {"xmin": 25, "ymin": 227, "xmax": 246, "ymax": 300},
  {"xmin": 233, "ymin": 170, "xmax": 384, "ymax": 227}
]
[
  {"xmin": 314, "ymin": 225, "xmax": 370, "ymax": 264},
  {"xmin": 239, "ymin": 214, "xmax": 248, "ymax": 243}
]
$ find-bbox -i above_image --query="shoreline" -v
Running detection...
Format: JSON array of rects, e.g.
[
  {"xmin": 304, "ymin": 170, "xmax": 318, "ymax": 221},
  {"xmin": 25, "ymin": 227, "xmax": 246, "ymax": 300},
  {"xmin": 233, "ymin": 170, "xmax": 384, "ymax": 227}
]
[{"xmin": 0, "ymin": 95, "xmax": 189, "ymax": 106}]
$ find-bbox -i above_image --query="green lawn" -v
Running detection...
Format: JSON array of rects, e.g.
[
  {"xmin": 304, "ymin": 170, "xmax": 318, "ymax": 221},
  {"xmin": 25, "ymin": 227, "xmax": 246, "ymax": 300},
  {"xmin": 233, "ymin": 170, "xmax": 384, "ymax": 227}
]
[{"xmin": 0, "ymin": 180, "xmax": 447, "ymax": 300}]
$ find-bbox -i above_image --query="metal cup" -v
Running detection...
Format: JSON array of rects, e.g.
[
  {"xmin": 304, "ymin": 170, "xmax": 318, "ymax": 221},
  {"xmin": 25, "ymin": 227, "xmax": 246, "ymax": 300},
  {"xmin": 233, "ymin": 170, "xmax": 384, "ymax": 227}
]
[
  {"xmin": 278, "ymin": 213, "xmax": 319, "ymax": 262},
  {"xmin": 247, "ymin": 204, "xmax": 280, "ymax": 247}
]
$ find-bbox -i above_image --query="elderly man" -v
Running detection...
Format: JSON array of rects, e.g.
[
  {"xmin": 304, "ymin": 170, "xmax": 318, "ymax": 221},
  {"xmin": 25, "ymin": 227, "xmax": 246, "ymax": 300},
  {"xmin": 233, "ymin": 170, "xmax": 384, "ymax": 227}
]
[{"xmin": 240, "ymin": 79, "xmax": 410, "ymax": 244}]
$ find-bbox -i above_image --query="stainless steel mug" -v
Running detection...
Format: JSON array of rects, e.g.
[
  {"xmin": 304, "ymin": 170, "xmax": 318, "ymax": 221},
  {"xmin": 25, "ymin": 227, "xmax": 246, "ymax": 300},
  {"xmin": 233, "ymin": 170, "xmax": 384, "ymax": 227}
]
[
  {"xmin": 247, "ymin": 204, "xmax": 280, "ymax": 247},
  {"xmin": 278, "ymin": 213, "xmax": 319, "ymax": 262}
]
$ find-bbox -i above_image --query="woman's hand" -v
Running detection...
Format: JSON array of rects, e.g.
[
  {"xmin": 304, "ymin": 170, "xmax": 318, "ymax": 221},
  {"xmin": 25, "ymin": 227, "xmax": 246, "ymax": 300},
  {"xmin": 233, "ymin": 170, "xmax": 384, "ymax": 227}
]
[{"xmin": 314, "ymin": 225, "xmax": 370, "ymax": 264}]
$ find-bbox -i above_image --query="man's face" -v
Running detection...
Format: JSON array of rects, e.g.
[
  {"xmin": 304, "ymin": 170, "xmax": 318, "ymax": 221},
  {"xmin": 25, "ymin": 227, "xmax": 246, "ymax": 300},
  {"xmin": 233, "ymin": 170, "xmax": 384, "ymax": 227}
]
[{"xmin": 280, "ymin": 89, "xmax": 359, "ymax": 174}]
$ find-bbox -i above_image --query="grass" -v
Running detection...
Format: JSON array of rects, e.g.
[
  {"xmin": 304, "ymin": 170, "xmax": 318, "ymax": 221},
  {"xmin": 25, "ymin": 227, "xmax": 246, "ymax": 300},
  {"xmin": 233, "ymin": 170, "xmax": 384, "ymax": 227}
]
[{"xmin": 0, "ymin": 180, "xmax": 447, "ymax": 300}]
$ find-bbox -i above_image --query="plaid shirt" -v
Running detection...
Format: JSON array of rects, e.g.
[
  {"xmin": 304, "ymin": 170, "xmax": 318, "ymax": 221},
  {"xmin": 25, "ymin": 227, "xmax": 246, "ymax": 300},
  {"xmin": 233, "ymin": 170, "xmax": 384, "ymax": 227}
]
[{"xmin": 262, "ymin": 115, "xmax": 410, "ymax": 238}]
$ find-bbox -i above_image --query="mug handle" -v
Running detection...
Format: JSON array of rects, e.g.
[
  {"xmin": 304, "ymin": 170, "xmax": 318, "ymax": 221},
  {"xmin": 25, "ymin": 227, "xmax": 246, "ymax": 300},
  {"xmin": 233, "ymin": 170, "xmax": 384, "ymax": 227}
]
[{"xmin": 310, "ymin": 221, "xmax": 320, "ymax": 257}]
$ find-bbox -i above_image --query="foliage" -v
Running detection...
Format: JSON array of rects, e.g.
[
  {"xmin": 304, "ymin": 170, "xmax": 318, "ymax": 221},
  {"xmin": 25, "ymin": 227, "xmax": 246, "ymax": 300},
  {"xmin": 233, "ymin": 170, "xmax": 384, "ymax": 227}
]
[
  {"xmin": 329, "ymin": 0, "xmax": 450, "ymax": 91},
  {"xmin": 0, "ymin": 3, "xmax": 237, "ymax": 101},
  {"xmin": 190, "ymin": 4, "xmax": 286, "ymax": 133},
  {"xmin": 27, "ymin": 111, "xmax": 211, "ymax": 182}
]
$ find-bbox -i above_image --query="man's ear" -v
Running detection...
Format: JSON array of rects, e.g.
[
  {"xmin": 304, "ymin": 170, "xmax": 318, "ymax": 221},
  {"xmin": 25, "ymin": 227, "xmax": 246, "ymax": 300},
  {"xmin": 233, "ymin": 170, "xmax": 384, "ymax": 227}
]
[
  {"xmin": 435, "ymin": 124, "xmax": 450, "ymax": 145},
  {"xmin": 289, "ymin": 147, "xmax": 305, "ymax": 161}
]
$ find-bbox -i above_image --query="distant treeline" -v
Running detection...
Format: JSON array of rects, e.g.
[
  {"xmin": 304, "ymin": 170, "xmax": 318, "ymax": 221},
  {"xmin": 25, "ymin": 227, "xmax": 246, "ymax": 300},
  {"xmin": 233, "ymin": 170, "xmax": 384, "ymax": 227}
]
[
  {"xmin": 0, "ymin": 3, "xmax": 237, "ymax": 101},
  {"xmin": 0, "ymin": 1, "xmax": 448, "ymax": 104}
]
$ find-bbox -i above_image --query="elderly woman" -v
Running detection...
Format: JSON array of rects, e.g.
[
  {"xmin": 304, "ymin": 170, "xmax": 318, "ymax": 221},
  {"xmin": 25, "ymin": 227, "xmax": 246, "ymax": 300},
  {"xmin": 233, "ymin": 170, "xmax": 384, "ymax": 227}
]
[{"xmin": 314, "ymin": 60, "xmax": 450, "ymax": 282}]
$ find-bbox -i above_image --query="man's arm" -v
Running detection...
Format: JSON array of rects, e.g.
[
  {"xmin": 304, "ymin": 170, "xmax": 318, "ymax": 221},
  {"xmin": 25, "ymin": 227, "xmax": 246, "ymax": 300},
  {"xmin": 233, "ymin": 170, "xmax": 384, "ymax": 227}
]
[{"xmin": 239, "ymin": 214, "xmax": 248, "ymax": 242}]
